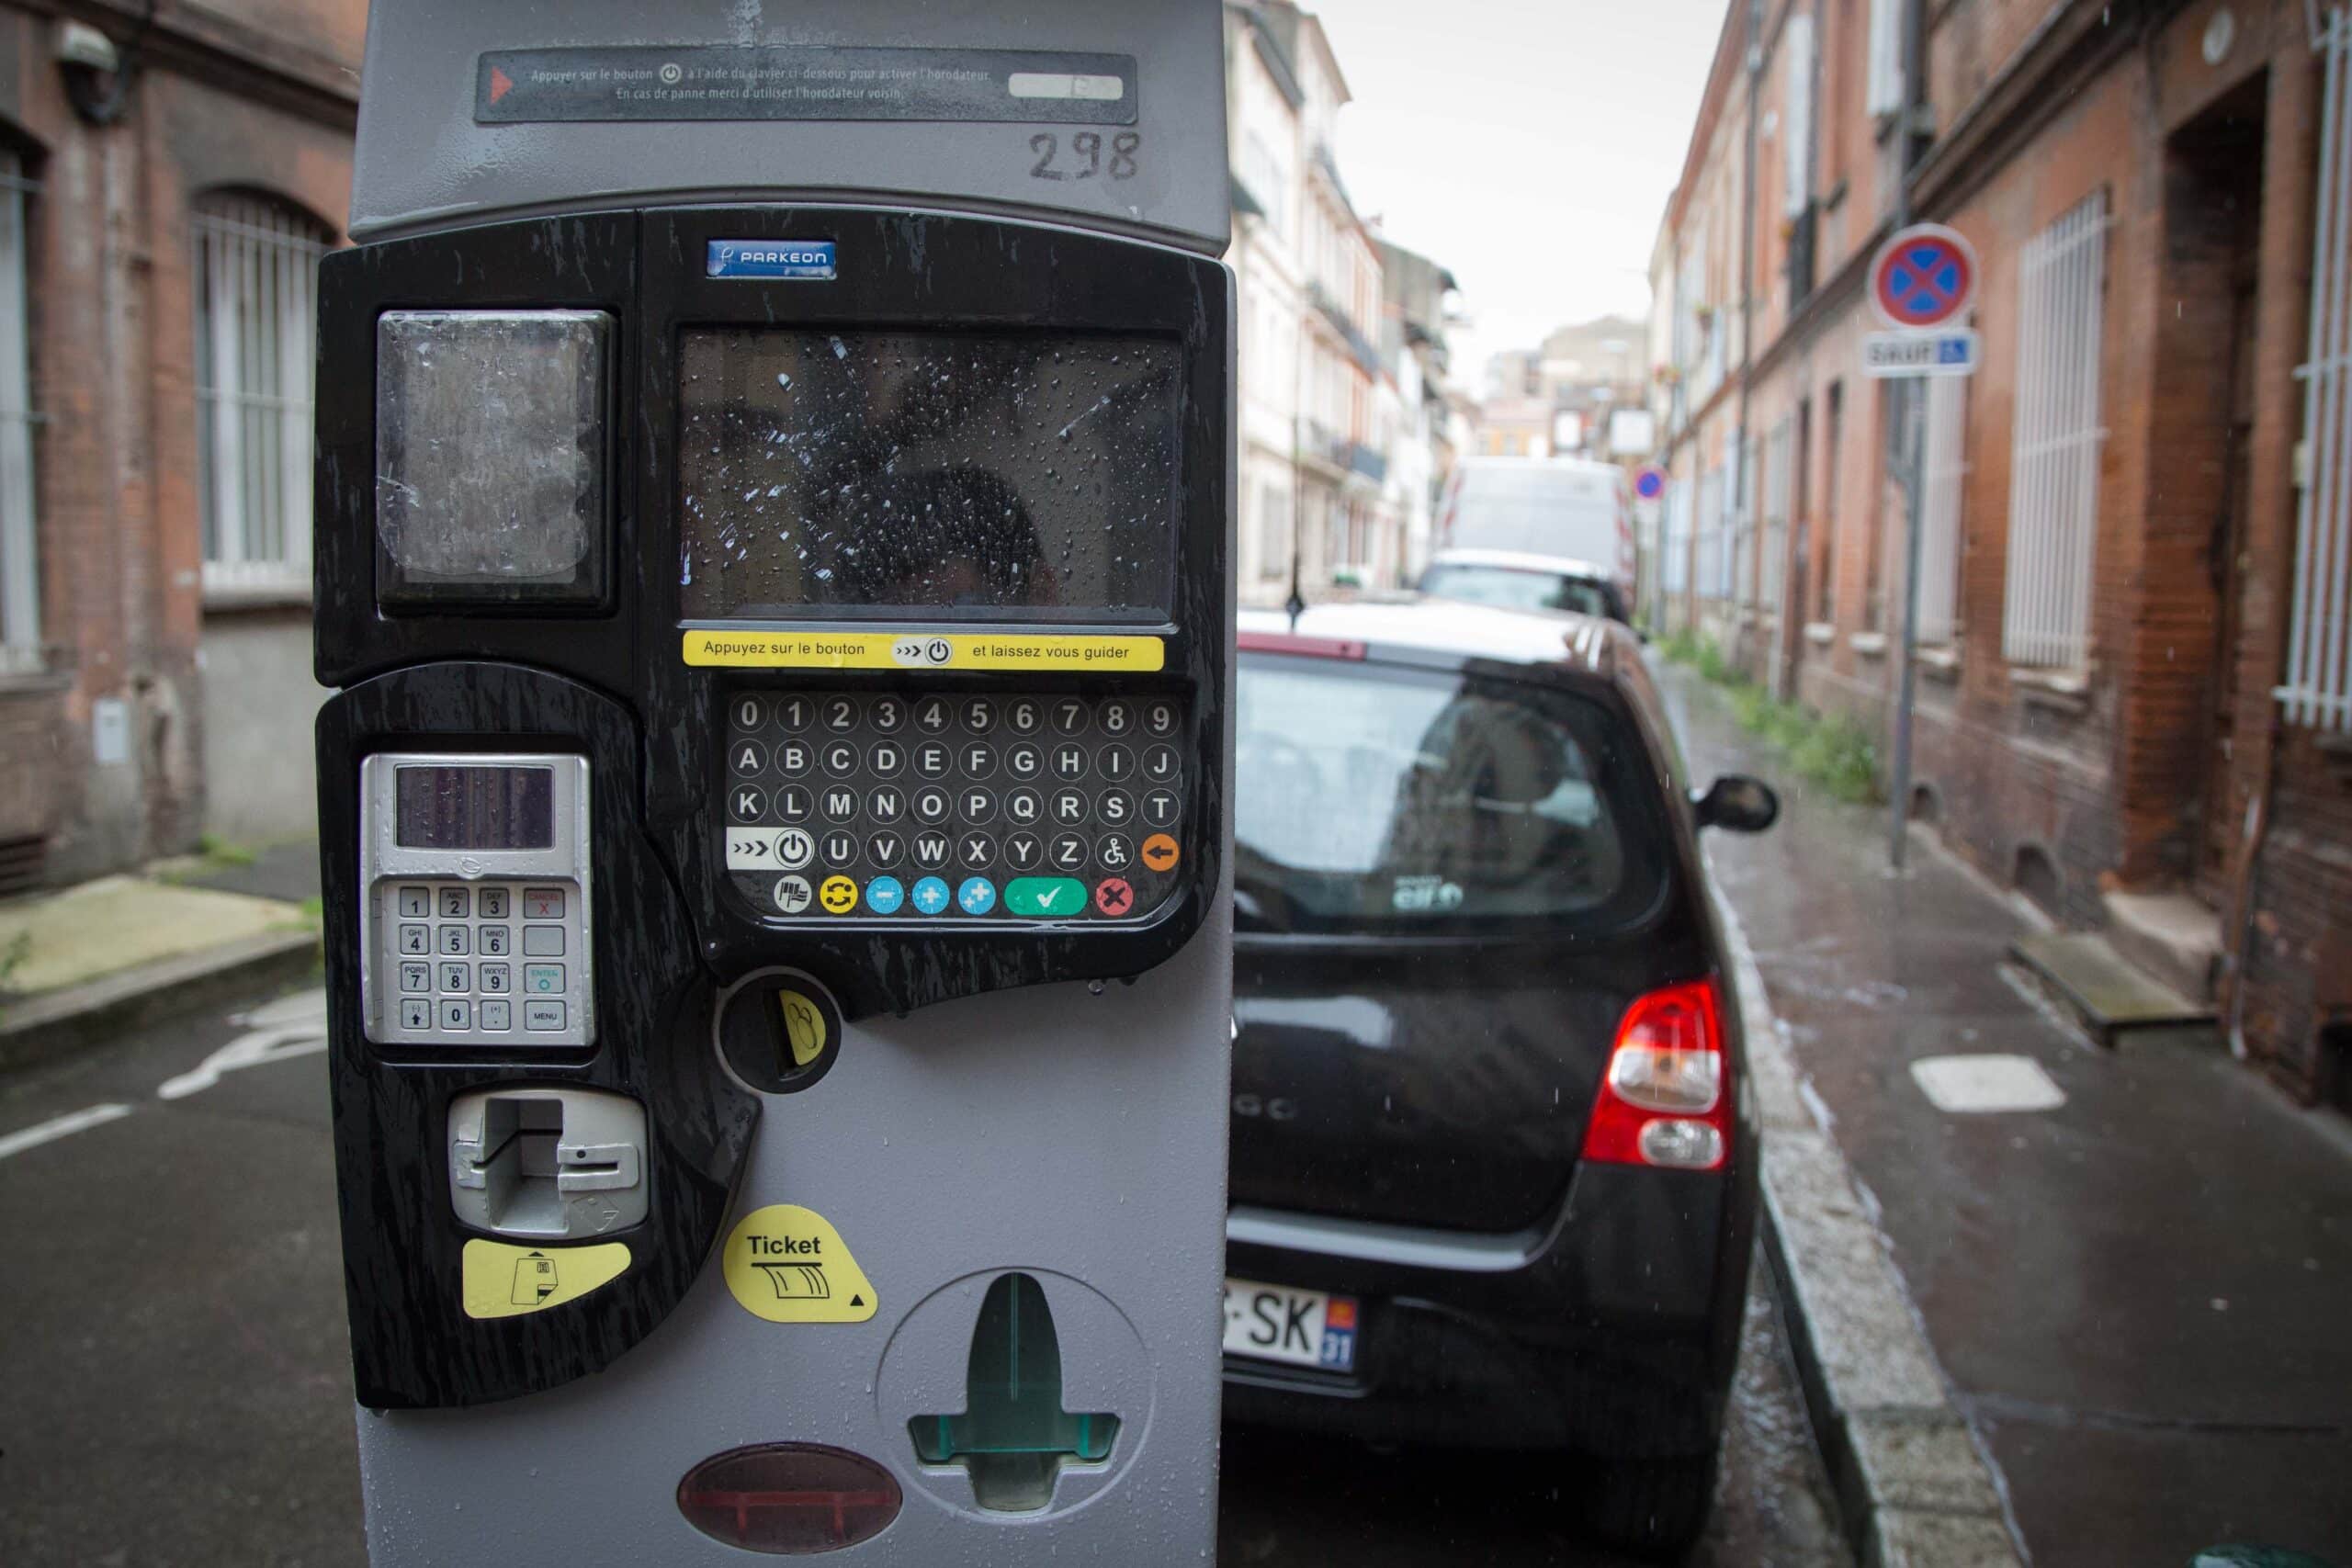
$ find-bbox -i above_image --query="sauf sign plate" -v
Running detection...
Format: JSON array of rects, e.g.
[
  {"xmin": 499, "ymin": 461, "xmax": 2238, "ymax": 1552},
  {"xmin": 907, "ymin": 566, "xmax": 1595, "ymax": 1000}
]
[{"xmin": 1862, "ymin": 329, "xmax": 1980, "ymax": 378}]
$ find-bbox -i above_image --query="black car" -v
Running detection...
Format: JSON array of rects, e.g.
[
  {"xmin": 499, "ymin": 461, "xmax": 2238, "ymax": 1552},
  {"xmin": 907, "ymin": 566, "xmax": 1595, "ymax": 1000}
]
[{"xmin": 1222, "ymin": 598, "xmax": 1778, "ymax": 1555}]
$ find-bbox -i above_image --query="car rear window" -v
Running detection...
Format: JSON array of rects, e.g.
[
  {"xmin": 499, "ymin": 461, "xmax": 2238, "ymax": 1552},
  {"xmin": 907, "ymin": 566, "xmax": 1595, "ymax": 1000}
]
[
  {"xmin": 1235, "ymin": 655, "xmax": 1664, "ymax": 933},
  {"xmin": 1419, "ymin": 563, "xmax": 1612, "ymax": 618}
]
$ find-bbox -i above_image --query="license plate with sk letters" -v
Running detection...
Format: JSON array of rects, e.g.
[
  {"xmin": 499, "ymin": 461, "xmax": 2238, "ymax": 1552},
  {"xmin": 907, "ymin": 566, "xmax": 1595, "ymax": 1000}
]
[{"xmin": 1222, "ymin": 1277, "xmax": 1357, "ymax": 1372}]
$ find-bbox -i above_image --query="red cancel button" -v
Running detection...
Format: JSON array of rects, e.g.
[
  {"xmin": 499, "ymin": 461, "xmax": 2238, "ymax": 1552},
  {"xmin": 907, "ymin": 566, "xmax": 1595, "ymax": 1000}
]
[{"xmin": 1093, "ymin": 877, "xmax": 1134, "ymax": 916}]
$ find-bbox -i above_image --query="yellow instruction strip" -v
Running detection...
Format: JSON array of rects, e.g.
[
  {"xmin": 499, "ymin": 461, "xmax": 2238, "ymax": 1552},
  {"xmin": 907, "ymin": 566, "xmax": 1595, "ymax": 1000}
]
[
  {"xmin": 684, "ymin": 630, "xmax": 1165, "ymax": 673},
  {"xmin": 461, "ymin": 1239, "xmax": 631, "ymax": 1320},
  {"xmin": 722, "ymin": 1203, "xmax": 878, "ymax": 1324}
]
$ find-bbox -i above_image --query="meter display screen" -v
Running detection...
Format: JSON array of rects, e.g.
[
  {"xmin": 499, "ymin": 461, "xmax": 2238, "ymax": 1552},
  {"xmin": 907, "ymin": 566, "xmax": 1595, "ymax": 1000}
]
[
  {"xmin": 677, "ymin": 329, "xmax": 1181, "ymax": 622},
  {"xmin": 394, "ymin": 765, "xmax": 555, "ymax": 851}
]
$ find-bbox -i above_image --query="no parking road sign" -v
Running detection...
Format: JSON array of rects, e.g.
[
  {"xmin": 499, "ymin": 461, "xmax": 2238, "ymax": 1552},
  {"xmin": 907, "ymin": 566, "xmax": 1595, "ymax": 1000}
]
[
  {"xmin": 1869, "ymin": 223, "xmax": 1977, "ymax": 330},
  {"xmin": 1633, "ymin": 465, "xmax": 1667, "ymax": 502}
]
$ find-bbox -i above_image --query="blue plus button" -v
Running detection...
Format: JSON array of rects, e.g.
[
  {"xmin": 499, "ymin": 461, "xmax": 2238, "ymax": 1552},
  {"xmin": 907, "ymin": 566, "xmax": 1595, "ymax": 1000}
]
[
  {"xmin": 957, "ymin": 877, "xmax": 997, "ymax": 915},
  {"xmin": 865, "ymin": 875, "xmax": 905, "ymax": 916},
  {"xmin": 911, "ymin": 876, "xmax": 951, "ymax": 916}
]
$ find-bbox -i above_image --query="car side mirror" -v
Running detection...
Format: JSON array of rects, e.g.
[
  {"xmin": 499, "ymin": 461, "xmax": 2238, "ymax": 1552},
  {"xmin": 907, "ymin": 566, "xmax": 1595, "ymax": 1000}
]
[{"xmin": 1692, "ymin": 773, "xmax": 1779, "ymax": 833}]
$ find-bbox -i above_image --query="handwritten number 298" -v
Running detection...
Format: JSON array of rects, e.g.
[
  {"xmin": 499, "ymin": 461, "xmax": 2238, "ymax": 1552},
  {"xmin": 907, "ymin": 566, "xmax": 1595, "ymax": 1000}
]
[{"xmin": 1030, "ymin": 131, "xmax": 1140, "ymax": 181}]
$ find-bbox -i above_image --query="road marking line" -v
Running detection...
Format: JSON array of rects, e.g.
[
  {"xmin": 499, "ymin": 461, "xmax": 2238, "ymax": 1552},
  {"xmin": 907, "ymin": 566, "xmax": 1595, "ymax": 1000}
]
[
  {"xmin": 0, "ymin": 1102, "xmax": 134, "ymax": 1161},
  {"xmin": 156, "ymin": 987, "xmax": 329, "ymax": 1101}
]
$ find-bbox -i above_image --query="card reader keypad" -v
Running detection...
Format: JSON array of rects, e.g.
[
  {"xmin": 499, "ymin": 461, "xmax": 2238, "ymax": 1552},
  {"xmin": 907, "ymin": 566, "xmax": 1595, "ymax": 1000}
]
[
  {"xmin": 379, "ymin": 881, "xmax": 583, "ymax": 1045},
  {"xmin": 722, "ymin": 692, "xmax": 1189, "ymax": 921}
]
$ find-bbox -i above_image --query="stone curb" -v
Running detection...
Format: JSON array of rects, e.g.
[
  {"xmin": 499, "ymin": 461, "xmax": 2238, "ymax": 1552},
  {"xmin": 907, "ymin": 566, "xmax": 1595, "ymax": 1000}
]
[
  {"xmin": 1712, "ymin": 878, "xmax": 2028, "ymax": 1568},
  {"xmin": 0, "ymin": 926, "xmax": 322, "ymax": 1075}
]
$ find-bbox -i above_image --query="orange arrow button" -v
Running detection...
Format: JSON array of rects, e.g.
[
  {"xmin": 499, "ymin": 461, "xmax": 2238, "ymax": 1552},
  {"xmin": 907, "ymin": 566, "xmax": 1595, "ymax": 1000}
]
[{"xmin": 1139, "ymin": 833, "xmax": 1180, "ymax": 874}]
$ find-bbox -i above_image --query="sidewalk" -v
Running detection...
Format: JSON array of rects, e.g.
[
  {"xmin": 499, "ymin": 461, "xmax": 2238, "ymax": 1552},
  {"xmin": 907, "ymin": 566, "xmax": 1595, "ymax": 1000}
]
[
  {"xmin": 0, "ymin": 840, "xmax": 321, "ymax": 1072},
  {"xmin": 1660, "ymin": 664, "xmax": 2352, "ymax": 1564}
]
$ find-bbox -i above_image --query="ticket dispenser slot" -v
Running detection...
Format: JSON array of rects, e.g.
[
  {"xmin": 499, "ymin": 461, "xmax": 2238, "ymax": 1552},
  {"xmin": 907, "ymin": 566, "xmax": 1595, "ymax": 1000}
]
[{"xmin": 448, "ymin": 1088, "xmax": 648, "ymax": 1239}]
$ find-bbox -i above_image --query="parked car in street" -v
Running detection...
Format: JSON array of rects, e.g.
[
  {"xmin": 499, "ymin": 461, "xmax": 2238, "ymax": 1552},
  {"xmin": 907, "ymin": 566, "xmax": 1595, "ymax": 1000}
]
[
  {"xmin": 1432, "ymin": 455, "xmax": 1637, "ymax": 600},
  {"xmin": 1222, "ymin": 598, "xmax": 1779, "ymax": 1557},
  {"xmin": 1417, "ymin": 546, "xmax": 1636, "ymax": 627}
]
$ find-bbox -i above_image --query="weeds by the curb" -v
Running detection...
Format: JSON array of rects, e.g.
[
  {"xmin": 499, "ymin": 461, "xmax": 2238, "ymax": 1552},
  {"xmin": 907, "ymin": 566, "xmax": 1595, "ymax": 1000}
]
[{"xmin": 1660, "ymin": 632, "xmax": 1883, "ymax": 806}]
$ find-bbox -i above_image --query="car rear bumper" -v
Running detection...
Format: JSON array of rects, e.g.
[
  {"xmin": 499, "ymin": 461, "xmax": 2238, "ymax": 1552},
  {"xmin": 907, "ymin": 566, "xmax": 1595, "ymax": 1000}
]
[{"xmin": 1220, "ymin": 1156, "xmax": 1757, "ymax": 1458}]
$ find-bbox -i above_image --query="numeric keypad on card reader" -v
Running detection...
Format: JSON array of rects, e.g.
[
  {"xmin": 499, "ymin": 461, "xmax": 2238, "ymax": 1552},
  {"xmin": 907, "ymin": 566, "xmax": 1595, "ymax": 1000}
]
[{"xmin": 719, "ymin": 692, "xmax": 1188, "ymax": 921}]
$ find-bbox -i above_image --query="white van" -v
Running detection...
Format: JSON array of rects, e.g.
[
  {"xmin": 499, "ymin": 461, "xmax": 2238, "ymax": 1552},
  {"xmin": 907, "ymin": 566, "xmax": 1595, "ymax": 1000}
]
[{"xmin": 1430, "ymin": 456, "xmax": 1636, "ymax": 595}]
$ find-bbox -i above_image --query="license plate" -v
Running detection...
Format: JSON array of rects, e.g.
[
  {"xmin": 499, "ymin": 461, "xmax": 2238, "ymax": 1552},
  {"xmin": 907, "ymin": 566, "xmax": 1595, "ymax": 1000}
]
[{"xmin": 1221, "ymin": 1277, "xmax": 1358, "ymax": 1372}]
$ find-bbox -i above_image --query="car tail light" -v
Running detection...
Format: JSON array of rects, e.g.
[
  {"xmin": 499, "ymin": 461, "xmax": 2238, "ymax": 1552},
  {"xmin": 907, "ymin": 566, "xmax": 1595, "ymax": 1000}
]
[
  {"xmin": 1583, "ymin": 979, "xmax": 1731, "ymax": 1171},
  {"xmin": 1236, "ymin": 629, "xmax": 1367, "ymax": 660}
]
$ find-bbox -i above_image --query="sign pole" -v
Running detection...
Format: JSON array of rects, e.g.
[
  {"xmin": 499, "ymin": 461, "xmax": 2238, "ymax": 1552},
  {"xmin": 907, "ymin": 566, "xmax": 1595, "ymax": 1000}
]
[{"xmin": 1888, "ymin": 379, "xmax": 1924, "ymax": 870}]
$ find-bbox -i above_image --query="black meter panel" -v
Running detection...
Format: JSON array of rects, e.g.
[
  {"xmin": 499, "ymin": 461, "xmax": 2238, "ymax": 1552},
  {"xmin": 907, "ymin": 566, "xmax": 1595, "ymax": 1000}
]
[{"xmin": 317, "ymin": 204, "xmax": 1231, "ymax": 1028}]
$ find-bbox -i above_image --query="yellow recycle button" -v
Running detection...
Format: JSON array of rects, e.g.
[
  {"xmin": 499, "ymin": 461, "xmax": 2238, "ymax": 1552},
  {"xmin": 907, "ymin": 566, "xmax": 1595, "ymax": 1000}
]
[{"xmin": 819, "ymin": 874, "xmax": 858, "ymax": 914}]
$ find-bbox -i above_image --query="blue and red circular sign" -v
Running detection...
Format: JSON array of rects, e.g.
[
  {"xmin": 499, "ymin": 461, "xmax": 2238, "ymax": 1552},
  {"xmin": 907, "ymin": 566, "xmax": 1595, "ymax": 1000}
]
[
  {"xmin": 1634, "ymin": 465, "xmax": 1668, "ymax": 502},
  {"xmin": 1869, "ymin": 224, "xmax": 1978, "ymax": 330}
]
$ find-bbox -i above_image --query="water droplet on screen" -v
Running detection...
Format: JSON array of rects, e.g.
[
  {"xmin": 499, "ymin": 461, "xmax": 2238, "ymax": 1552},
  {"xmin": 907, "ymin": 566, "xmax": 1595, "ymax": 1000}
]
[{"xmin": 775, "ymin": 372, "xmax": 792, "ymax": 389}]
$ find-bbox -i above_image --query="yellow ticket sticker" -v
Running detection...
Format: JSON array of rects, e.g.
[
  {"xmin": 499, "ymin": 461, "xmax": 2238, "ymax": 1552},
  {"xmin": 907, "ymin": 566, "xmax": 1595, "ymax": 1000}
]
[
  {"xmin": 684, "ymin": 630, "xmax": 1165, "ymax": 672},
  {"xmin": 460, "ymin": 1239, "xmax": 630, "ymax": 1320},
  {"xmin": 721, "ymin": 1203, "xmax": 878, "ymax": 1324}
]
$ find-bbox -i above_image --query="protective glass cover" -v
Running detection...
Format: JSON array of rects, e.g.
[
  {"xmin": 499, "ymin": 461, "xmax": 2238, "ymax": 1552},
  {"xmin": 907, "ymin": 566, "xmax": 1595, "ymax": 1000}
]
[{"xmin": 677, "ymin": 329, "xmax": 1180, "ymax": 621}]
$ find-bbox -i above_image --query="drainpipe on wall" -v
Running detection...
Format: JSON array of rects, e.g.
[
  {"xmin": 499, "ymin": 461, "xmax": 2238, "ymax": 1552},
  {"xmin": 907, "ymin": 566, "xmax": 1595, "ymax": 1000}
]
[{"xmin": 1736, "ymin": 0, "xmax": 1762, "ymax": 660}]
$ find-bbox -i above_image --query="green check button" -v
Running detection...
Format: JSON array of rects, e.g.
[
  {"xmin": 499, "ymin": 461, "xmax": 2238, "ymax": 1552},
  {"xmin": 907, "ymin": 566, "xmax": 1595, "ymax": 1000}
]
[{"xmin": 1004, "ymin": 877, "xmax": 1089, "ymax": 918}]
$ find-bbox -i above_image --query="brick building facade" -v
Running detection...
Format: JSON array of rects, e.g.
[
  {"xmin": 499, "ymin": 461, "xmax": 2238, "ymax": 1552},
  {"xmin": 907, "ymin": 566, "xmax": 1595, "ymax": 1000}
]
[
  {"xmin": 0, "ymin": 1, "xmax": 360, "ymax": 890},
  {"xmin": 1651, "ymin": 0, "xmax": 2352, "ymax": 1106}
]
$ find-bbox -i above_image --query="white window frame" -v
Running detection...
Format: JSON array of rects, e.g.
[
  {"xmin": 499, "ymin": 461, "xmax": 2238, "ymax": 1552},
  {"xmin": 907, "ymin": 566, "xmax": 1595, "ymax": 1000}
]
[
  {"xmin": 2001, "ymin": 191, "xmax": 2108, "ymax": 671},
  {"xmin": 1782, "ymin": 14, "xmax": 1815, "ymax": 219},
  {"xmin": 0, "ymin": 152, "xmax": 39, "ymax": 675},
  {"xmin": 1866, "ymin": 0, "xmax": 1905, "ymax": 118},
  {"xmin": 1763, "ymin": 418, "xmax": 1794, "ymax": 622},
  {"xmin": 194, "ymin": 191, "xmax": 328, "ymax": 599}
]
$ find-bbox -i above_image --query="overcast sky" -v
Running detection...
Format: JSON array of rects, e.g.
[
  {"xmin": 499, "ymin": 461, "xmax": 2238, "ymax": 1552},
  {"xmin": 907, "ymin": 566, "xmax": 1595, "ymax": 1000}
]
[{"xmin": 1310, "ymin": 0, "xmax": 1732, "ymax": 382}]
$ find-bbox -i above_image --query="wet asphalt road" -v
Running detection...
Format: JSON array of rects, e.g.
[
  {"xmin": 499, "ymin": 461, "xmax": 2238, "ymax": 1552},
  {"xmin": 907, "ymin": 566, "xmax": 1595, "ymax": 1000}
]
[{"xmin": 0, "ymin": 983, "xmax": 1847, "ymax": 1566}]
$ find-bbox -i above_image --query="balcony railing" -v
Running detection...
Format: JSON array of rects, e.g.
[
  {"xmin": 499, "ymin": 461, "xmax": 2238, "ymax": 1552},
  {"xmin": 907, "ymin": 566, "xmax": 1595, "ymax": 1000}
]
[
  {"xmin": 1306, "ymin": 281, "xmax": 1382, "ymax": 374},
  {"xmin": 1298, "ymin": 417, "xmax": 1387, "ymax": 485}
]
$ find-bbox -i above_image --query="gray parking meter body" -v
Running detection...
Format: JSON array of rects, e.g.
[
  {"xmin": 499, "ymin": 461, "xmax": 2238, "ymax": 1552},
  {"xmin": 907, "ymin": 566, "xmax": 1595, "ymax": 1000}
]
[{"xmin": 311, "ymin": 3, "xmax": 1234, "ymax": 1559}]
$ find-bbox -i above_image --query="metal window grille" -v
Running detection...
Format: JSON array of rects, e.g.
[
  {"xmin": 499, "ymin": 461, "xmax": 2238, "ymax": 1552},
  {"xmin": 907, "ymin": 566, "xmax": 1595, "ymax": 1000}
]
[
  {"xmin": 194, "ymin": 192, "xmax": 328, "ymax": 593},
  {"xmin": 1665, "ymin": 482, "xmax": 1690, "ymax": 594},
  {"xmin": 1762, "ymin": 418, "xmax": 1793, "ymax": 620},
  {"xmin": 2279, "ymin": 6, "xmax": 2352, "ymax": 728},
  {"xmin": 0, "ymin": 153, "xmax": 37, "ymax": 674},
  {"xmin": 2001, "ymin": 190, "xmax": 2109, "ymax": 669},
  {"xmin": 1918, "ymin": 372, "xmax": 1969, "ymax": 645},
  {"xmin": 1733, "ymin": 436, "xmax": 1758, "ymax": 605}
]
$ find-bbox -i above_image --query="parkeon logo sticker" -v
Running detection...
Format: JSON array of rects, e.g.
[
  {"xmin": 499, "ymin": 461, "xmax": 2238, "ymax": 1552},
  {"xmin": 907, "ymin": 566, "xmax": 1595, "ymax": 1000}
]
[{"xmin": 707, "ymin": 240, "xmax": 837, "ymax": 280}]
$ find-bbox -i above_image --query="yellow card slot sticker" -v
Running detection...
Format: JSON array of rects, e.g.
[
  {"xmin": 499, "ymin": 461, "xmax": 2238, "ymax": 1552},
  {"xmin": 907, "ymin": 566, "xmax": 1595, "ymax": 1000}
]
[
  {"xmin": 684, "ymin": 630, "xmax": 1165, "ymax": 673},
  {"xmin": 777, "ymin": 987, "xmax": 828, "ymax": 1066},
  {"xmin": 461, "ymin": 1239, "xmax": 630, "ymax": 1320},
  {"xmin": 722, "ymin": 1203, "xmax": 877, "ymax": 1324}
]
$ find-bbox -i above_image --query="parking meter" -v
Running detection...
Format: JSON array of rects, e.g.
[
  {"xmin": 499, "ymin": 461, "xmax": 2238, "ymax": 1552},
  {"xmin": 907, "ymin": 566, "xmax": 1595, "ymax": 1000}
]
[{"xmin": 311, "ymin": 3, "xmax": 1233, "ymax": 1559}]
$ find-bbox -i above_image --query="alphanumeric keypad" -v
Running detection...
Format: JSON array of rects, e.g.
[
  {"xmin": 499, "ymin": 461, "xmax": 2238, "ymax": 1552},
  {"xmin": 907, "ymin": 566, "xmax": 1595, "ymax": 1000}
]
[{"xmin": 722, "ymin": 691, "xmax": 1190, "ymax": 921}]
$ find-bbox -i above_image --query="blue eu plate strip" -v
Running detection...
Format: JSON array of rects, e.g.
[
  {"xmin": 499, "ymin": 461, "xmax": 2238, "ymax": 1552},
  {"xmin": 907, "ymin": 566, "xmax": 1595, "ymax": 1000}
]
[{"xmin": 707, "ymin": 240, "xmax": 836, "ymax": 281}]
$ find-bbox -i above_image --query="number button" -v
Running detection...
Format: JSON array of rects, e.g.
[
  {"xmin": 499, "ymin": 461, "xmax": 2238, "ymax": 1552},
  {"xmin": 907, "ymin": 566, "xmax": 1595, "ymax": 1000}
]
[
  {"xmin": 479, "ymin": 887, "xmax": 510, "ymax": 919},
  {"xmin": 481, "ymin": 964, "xmax": 511, "ymax": 994},
  {"xmin": 963, "ymin": 698, "xmax": 996, "ymax": 734},
  {"xmin": 1097, "ymin": 700, "xmax": 1133, "ymax": 736},
  {"xmin": 915, "ymin": 696, "xmax": 953, "ymax": 734},
  {"xmin": 438, "ymin": 925, "xmax": 470, "ymax": 955},
  {"xmin": 733, "ymin": 695, "xmax": 765, "ymax": 730},
  {"xmin": 439, "ymin": 999, "xmax": 472, "ymax": 1032},
  {"xmin": 1144, "ymin": 701, "xmax": 1180, "ymax": 737},
  {"xmin": 868, "ymin": 695, "xmax": 906, "ymax": 732},
  {"xmin": 479, "ymin": 925, "xmax": 511, "ymax": 956},
  {"xmin": 1007, "ymin": 699, "xmax": 1042, "ymax": 735},
  {"xmin": 730, "ymin": 739, "xmax": 770, "ymax": 777},
  {"xmin": 398, "ymin": 924, "xmax": 430, "ymax": 955},
  {"xmin": 397, "ymin": 886, "xmax": 430, "ymax": 919},
  {"xmin": 438, "ymin": 961, "xmax": 471, "ymax": 992},
  {"xmin": 440, "ymin": 887, "xmax": 470, "ymax": 919},
  {"xmin": 823, "ymin": 696, "xmax": 858, "ymax": 732},
  {"xmin": 398, "ymin": 961, "xmax": 431, "ymax": 993},
  {"xmin": 776, "ymin": 696, "xmax": 812, "ymax": 733},
  {"xmin": 1052, "ymin": 698, "xmax": 1090, "ymax": 736}
]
